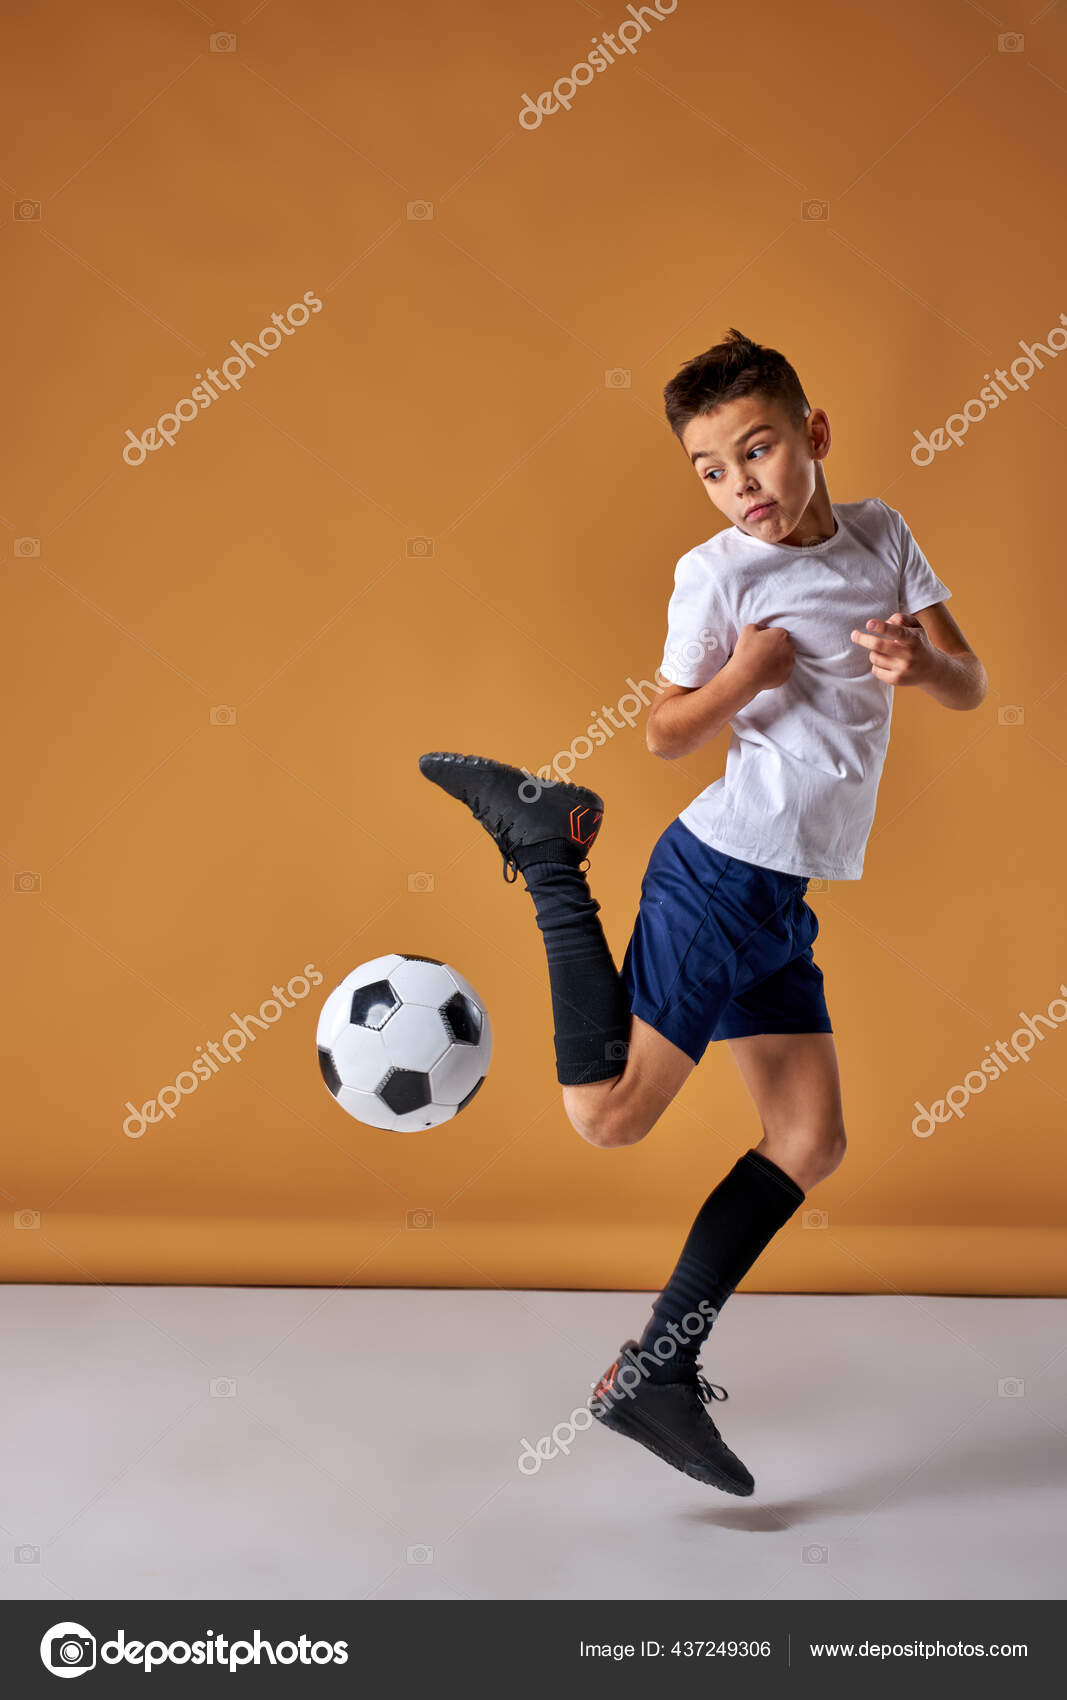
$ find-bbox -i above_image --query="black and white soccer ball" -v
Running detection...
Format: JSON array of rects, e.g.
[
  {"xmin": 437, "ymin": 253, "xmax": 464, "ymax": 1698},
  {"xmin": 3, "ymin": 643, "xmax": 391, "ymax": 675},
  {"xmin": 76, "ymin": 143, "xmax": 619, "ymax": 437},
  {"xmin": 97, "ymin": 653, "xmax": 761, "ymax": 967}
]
[{"xmin": 316, "ymin": 954, "xmax": 492, "ymax": 1130}]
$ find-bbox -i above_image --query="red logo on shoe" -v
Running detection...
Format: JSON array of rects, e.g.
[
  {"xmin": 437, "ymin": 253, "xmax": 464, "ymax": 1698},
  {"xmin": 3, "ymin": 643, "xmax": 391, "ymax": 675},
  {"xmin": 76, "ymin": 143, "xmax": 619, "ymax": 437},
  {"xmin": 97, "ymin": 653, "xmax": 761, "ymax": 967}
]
[
  {"xmin": 593, "ymin": 1361, "xmax": 619, "ymax": 1400},
  {"xmin": 569, "ymin": 805, "xmax": 601, "ymax": 846}
]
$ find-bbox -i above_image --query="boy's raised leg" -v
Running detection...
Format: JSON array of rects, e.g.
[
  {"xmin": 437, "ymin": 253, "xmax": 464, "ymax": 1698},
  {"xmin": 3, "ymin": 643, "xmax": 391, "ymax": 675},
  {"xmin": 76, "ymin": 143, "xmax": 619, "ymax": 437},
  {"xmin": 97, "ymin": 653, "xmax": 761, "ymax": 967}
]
[
  {"xmin": 562, "ymin": 1013, "xmax": 696, "ymax": 1148},
  {"xmin": 418, "ymin": 752, "xmax": 690, "ymax": 1138}
]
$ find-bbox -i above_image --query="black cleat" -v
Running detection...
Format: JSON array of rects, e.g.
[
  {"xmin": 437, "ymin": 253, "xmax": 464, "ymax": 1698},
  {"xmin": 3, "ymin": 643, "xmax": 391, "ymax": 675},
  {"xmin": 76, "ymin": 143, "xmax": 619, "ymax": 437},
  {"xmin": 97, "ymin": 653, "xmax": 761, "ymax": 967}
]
[
  {"xmin": 589, "ymin": 1339, "xmax": 755, "ymax": 1496},
  {"xmin": 417, "ymin": 751, "xmax": 604, "ymax": 883}
]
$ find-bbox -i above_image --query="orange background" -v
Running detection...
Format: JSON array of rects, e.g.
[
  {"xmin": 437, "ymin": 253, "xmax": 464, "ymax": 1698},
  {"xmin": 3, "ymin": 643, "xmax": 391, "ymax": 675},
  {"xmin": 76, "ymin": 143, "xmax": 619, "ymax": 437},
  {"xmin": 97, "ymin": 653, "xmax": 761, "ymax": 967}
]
[{"xmin": 3, "ymin": 0, "xmax": 1065, "ymax": 1292}]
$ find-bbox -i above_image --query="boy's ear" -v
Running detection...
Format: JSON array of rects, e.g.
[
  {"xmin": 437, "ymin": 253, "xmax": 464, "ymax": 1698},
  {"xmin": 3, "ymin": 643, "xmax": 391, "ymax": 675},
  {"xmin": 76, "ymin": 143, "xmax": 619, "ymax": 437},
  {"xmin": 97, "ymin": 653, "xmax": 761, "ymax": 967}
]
[{"xmin": 808, "ymin": 409, "xmax": 831, "ymax": 457}]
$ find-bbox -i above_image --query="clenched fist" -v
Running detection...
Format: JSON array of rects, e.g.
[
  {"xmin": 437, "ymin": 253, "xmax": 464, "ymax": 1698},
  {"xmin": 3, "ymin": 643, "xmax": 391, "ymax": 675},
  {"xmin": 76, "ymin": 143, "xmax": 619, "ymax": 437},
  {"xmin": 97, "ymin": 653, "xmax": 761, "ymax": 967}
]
[{"xmin": 731, "ymin": 622, "xmax": 797, "ymax": 694}]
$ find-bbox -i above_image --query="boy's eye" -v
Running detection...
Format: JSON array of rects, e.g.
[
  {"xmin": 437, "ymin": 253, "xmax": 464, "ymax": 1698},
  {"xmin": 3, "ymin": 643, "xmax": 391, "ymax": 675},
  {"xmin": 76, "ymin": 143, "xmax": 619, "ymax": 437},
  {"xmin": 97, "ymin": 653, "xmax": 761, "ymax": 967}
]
[{"xmin": 702, "ymin": 444, "xmax": 769, "ymax": 482}]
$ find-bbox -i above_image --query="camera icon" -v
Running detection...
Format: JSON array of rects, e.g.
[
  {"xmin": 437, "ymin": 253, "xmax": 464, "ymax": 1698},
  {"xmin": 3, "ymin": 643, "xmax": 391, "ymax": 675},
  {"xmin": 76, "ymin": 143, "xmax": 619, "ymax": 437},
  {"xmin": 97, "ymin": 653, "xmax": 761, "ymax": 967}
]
[
  {"xmin": 210, "ymin": 32, "xmax": 237, "ymax": 52},
  {"xmin": 997, "ymin": 705, "xmax": 1023, "ymax": 726},
  {"xmin": 803, "ymin": 1543, "xmax": 828, "ymax": 1564},
  {"xmin": 14, "ymin": 1210, "xmax": 40, "ymax": 1230},
  {"xmin": 210, "ymin": 1377, "xmax": 237, "ymax": 1397},
  {"xmin": 210, "ymin": 705, "xmax": 237, "ymax": 726},
  {"xmin": 997, "ymin": 1377, "xmax": 1025, "ymax": 1397},
  {"xmin": 47, "ymin": 1630, "xmax": 96, "ymax": 1670},
  {"xmin": 802, "ymin": 1209, "xmax": 828, "ymax": 1230},
  {"xmin": 406, "ymin": 536, "xmax": 435, "ymax": 557},
  {"xmin": 407, "ymin": 201, "xmax": 434, "ymax": 220},
  {"xmin": 407, "ymin": 871, "xmax": 435, "ymax": 893},
  {"xmin": 604, "ymin": 368, "xmax": 631, "ymax": 389},
  {"xmin": 15, "ymin": 537, "xmax": 41, "ymax": 556},
  {"xmin": 405, "ymin": 1208, "xmax": 435, "ymax": 1230},
  {"xmin": 15, "ymin": 1543, "xmax": 40, "ymax": 1563},
  {"xmin": 997, "ymin": 32, "xmax": 1023, "ymax": 52},
  {"xmin": 406, "ymin": 1543, "xmax": 434, "ymax": 1563},
  {"xmin": 807, "ymin": 878, "xmax": 828, "ymax": 895},
  {"xmin": 13, "ymin": 871, "xmax": 41, "ymax": 893},
  {"xmin": 802, "ymin": 200, "xmax": 829, "ymax": 220},
  {"xmin": 14, "ymin": 200, "xmax": 41, "ymax": 221},
  {"xmin": 605, "ymin": 1040, "xmax": 629, "ymax": 1062}
]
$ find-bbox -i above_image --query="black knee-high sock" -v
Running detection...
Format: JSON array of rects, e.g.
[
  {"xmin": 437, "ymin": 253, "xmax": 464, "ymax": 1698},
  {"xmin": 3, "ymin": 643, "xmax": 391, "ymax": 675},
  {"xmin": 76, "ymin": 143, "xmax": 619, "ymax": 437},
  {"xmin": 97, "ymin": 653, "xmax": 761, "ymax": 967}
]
[
  {"xmin": 511, "ymin": 838, "xmax": 631, "ymax": 1086},
  {"xmin": 635, "ymin": 1149, "xmax": 806, "ymax": 1379}
]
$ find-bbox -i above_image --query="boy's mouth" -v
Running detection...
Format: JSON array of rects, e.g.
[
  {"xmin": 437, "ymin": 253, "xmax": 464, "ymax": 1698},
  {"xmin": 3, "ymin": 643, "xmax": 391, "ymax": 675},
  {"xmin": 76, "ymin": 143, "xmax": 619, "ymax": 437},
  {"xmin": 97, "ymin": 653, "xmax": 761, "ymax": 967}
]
[{"xmin": 744, "ymin": 500, "xmax": 777, "ymax": 521}]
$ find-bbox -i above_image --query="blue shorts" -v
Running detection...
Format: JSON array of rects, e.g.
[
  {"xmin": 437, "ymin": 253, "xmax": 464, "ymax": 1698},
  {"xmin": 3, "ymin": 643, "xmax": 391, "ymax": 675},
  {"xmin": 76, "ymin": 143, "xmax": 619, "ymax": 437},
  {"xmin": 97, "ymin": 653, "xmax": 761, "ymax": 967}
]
[{"xmin": 620, "ymin": 817, "xmax": 832, "ymax": 1067}]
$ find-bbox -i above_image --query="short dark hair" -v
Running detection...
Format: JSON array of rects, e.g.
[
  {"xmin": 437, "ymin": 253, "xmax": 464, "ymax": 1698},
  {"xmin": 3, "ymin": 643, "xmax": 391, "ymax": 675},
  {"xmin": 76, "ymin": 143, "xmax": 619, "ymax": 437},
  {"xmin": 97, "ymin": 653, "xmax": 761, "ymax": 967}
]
[{"xmin": 663, "ymin": 327, "xmax": 810, "ymax": 444}]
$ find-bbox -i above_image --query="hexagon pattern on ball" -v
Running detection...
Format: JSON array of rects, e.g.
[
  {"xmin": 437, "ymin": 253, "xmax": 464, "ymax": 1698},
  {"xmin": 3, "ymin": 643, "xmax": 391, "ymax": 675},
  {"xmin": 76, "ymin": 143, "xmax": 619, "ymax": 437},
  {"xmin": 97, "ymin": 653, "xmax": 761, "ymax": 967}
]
[{"xmin": 316, "ymin": 953, "xmax": 492, "ymax": 1130}]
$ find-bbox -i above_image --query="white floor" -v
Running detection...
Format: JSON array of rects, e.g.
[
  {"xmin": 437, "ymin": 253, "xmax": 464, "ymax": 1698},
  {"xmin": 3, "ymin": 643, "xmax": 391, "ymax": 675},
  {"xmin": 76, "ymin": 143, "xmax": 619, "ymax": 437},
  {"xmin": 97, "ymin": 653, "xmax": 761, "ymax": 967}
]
[{"xmin": 1, "ymin": 1286, "xmax": 1064, "ymax": 1601}]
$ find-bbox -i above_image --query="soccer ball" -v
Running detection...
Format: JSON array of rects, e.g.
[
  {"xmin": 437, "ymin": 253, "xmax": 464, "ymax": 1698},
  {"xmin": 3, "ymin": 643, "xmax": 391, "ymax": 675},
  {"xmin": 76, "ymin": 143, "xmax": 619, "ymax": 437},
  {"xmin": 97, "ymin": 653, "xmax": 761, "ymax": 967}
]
[{"xmin": 316, "ymin": 954, "xmax": 492, "ymax": 1130}]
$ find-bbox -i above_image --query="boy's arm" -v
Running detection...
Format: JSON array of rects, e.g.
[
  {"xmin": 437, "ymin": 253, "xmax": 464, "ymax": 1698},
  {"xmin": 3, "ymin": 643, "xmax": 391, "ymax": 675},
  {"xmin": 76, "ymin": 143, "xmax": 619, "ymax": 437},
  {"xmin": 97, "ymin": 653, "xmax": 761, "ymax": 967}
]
[
  {"xmin": 850, "ymin": 604, "xmax": 987, "ymax": 710},
  {"xmin": 646, "ymin": 669, "xmax": 752, "ymax": 760},
  {"xmin": 648, "ymin": 625, "xmax": 793, "ymax": 759}
]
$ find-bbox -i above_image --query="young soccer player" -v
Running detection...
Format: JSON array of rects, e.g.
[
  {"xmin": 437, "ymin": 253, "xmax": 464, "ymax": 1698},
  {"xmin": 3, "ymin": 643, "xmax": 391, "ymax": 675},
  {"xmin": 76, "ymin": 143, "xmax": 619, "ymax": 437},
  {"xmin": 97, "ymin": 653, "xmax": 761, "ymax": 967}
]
[{"xmin": 418, "ymin": 328, "xmax": 987, "ymax": 1497}]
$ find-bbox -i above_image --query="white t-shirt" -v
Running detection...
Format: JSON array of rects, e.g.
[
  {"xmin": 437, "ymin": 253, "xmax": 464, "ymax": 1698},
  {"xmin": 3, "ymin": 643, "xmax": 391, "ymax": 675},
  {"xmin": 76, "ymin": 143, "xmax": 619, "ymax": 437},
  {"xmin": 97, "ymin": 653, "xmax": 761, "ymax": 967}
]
[{"xmin": 658, "ymin": 497, "xmax": 952, "ymax": 880}]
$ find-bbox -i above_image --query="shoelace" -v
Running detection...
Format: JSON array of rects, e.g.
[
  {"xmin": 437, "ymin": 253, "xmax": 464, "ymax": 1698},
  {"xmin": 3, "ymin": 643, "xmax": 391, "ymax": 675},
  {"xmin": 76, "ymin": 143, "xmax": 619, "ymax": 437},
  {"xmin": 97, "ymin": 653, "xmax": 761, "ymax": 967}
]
[
  {"xmin": 464, "ymin": 794, "xmax": 520, "ymax": 882},
  {"xmin": 695, "ymin": 1371, "xmax": 728, "ymax": 1405}
]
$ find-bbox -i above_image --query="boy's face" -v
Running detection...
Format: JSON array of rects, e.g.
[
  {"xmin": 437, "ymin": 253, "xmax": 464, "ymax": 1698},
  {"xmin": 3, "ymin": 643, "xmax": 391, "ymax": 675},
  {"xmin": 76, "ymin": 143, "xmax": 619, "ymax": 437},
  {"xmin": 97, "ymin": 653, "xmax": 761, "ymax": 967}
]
[{"xmin": 680, "ymin": 393, "xmax": 831, "ymax": 543}]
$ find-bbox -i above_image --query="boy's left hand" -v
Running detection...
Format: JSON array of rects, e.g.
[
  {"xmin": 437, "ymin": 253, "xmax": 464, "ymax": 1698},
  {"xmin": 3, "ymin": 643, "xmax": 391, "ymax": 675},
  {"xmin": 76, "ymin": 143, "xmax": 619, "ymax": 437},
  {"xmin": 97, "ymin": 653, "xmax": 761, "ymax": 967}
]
[{"xmin": 850, "ymin": 612, "xmax": 933, "ymax": 685}]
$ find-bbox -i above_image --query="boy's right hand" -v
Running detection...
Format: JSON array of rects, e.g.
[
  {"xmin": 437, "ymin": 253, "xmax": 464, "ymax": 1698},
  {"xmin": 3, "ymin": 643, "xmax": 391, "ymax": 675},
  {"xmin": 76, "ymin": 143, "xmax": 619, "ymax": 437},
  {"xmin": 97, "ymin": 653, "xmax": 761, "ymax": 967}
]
[{"xmin": 730, "ymin": 622, "xmax": 797, "ymax": 694}]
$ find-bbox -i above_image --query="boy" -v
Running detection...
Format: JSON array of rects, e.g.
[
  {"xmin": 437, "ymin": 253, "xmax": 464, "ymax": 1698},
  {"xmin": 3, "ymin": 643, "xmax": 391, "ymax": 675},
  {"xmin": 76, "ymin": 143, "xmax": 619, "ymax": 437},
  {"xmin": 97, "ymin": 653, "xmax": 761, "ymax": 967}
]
[{"xmin": 418, "ymin": 328, "xmax": 986, "ymax": 1497}]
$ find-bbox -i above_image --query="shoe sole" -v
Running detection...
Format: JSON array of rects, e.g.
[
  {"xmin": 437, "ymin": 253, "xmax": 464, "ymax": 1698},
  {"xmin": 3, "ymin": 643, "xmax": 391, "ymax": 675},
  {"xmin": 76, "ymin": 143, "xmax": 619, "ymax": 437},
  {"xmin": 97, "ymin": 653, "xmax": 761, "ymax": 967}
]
[
  {"xmin": 591, "ymin": 1400, "xmax": 755, "ymax": 1496},
  {"xmin": 418, "ymin": 751, "xmax": 604, "ymax": 819}
]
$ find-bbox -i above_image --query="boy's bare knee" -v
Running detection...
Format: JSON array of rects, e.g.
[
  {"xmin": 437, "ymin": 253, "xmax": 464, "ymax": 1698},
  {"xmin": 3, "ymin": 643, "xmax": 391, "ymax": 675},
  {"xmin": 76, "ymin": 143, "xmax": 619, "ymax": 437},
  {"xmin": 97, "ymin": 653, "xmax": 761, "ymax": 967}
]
[
  {"xmin": 567, "ymin": 1094, "xmax": 649, "ymax": 1150},
  {"xmin": 806, "ymin": 1126, "xmax": 847, "ymax": 1183},
  {"xmin": 579, "ymin": 1119, "xmax": 643, "ymax": 1150},
  {"xmin": 759, "ymin": 1123, "xmax": 847, "ymax": 1189}
]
